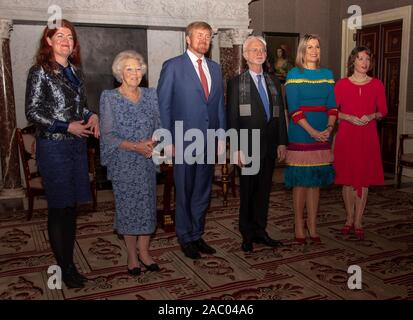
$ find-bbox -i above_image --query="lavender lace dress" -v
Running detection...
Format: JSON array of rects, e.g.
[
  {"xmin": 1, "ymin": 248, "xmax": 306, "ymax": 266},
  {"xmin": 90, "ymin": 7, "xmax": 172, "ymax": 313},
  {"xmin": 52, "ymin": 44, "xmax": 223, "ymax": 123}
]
[{"xmin": 99, "ymin": 87, "xmax": 160, "ymax": 235}]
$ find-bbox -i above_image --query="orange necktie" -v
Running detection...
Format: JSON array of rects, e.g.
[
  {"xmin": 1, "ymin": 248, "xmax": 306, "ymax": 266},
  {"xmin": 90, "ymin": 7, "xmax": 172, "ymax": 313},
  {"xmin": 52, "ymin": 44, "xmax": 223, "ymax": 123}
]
[{"xmin": 197, "ymin": 58, "xmax": 209, "ymax": 99}]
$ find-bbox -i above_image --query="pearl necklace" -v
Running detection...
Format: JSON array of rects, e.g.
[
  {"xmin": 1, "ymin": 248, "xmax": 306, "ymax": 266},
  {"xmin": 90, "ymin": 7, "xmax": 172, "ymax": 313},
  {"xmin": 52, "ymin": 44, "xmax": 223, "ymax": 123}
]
[
  {"xmin": 350, "ymin": 74, "xmax": 369, "ymax": 96},
  {"xmin": 350, "ymin": 74, "xmax": 368, "ymax": 83}
]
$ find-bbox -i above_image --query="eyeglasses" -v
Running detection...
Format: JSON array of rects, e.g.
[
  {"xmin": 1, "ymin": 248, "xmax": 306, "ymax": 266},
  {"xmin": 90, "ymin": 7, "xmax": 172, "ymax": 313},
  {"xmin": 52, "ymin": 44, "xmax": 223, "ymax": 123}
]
[{"xmin": 246, "ymin": 48, "xmax": 267, "ymax": 54}]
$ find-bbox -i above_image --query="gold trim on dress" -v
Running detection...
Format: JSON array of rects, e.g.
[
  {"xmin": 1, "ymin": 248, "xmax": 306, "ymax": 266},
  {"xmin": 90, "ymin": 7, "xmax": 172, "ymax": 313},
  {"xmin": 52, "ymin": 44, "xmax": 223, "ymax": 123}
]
[
  {"xmin": 285, "ymin": 79, "xmax": 335, "ymax": 85},
  {"xmin": 287, "ymin": 163, "xmax": 332, "ymax": 167}
]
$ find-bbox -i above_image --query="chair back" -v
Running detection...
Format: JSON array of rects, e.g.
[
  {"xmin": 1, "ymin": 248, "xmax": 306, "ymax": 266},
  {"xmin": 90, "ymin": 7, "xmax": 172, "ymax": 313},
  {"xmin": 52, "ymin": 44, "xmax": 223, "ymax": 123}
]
[{"xmin": 16, "ymin": 125, "xmax": 41, "ymax": 190}]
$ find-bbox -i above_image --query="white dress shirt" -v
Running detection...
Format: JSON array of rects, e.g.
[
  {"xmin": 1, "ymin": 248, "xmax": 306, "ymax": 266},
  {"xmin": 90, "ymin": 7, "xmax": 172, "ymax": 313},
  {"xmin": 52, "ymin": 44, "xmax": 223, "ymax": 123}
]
[
  {"xmin": 249, "ymin": 69, "xmax": 269, "ymax": 97},
  {"xmin": 186, "ymin": 49, "xmax": 212, "ymax": 93}
]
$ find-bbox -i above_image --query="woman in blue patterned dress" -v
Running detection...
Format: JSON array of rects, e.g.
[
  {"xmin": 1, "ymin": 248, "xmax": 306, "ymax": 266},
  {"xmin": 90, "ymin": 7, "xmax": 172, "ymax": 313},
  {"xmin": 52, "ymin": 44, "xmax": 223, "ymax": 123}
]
[
  {"xmin": 100, "ymin": 50, "xmax": 161, "ymax": 275},
  {"xmin": 284, "ymin": 34, "xmax": 338, "ymax": 244}
]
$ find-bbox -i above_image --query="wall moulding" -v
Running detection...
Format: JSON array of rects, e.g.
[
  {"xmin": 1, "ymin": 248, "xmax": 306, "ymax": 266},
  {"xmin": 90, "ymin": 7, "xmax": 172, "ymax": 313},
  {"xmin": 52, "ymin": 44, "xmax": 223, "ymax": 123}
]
[{"xmin": 1, "ymin": 0, "xmax": 251, "ymax": 29}]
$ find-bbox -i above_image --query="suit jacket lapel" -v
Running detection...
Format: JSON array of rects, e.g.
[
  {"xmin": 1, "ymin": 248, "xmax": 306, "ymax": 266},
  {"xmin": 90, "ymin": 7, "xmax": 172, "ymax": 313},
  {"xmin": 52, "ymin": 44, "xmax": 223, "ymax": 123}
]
[
  {"xmin": 206, "ymin": 59, "xmax": 216, "ymax": 100},
  {"xmin": 54, "ymin": 65, "xmax": 81, "ymax": 94}
]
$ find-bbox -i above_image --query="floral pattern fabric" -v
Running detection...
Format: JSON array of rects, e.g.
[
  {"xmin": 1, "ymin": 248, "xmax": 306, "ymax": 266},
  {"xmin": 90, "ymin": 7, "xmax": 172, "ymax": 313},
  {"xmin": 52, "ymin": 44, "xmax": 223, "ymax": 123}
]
[{"xmin": 99, "ymin": 88, "xmax": 160, "ymax": 234}]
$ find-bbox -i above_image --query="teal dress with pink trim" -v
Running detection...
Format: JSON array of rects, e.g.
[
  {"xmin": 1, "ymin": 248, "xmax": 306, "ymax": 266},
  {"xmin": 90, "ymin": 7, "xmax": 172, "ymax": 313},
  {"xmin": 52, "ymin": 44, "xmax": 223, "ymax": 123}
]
[{"xmin": 284, "ymin": 67, "xmax": 338, "ymax": 187}]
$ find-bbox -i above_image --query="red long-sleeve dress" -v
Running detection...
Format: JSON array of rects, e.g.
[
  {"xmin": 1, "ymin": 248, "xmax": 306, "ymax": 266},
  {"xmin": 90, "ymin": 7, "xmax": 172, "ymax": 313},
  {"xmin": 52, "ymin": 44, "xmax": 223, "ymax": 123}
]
[{"xmin": 333, "ymin": 78, "xmax": 388, "ymax": 196}]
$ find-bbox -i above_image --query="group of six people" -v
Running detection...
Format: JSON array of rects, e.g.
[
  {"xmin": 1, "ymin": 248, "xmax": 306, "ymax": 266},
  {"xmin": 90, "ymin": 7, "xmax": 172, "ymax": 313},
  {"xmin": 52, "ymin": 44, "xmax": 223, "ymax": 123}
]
[{"xmin": 25, "ymin": 19, "xmax": 387, "ymax": 288}]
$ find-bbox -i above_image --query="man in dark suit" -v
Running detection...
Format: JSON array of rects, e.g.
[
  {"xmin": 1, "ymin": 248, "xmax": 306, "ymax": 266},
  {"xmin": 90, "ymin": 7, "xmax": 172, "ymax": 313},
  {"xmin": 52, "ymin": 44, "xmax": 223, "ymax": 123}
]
[
  {"xmin": 227, "ymin": 35, "xmax": 288, "ymax": 252},
  {"xmin": 157, "ymin": 21, "xmax": 226, "ymax": 259}
]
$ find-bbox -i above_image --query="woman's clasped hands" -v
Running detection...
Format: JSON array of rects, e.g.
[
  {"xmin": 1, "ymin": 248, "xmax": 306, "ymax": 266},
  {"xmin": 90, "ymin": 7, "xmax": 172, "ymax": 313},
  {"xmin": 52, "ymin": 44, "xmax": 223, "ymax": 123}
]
[
  {"xmin": 311, "ymin": 128, "xmax": 332, "ymax": 142},
  {"xmin": 347, "ymin": 113, "xmax": 376, "ymax": 126},
  {"xmin": 133, "ymin": 139, "xmax": 156, "ymax": 158}
]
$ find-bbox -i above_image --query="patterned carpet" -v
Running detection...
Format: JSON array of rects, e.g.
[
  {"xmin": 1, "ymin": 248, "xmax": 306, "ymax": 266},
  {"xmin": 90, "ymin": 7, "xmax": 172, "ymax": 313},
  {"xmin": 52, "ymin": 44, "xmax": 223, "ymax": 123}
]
[{"xmin": 1, "ymin": 183, "xmax": 413, "ymax": 300}]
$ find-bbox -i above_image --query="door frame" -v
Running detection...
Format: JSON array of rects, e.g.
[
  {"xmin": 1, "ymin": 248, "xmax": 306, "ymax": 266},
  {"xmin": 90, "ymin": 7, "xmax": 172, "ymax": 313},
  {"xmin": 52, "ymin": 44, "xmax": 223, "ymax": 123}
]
[{"xmin": 341, "ymin": 5, "xmax": 412, "ymax": 175}]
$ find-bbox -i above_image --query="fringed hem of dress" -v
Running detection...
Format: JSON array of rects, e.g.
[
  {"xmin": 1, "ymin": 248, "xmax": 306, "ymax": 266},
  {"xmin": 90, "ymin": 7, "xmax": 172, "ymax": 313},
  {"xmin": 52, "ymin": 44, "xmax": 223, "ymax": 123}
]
[{"xmin": 286, "ymin": 149, "xmax": 333, "ymax": 165}]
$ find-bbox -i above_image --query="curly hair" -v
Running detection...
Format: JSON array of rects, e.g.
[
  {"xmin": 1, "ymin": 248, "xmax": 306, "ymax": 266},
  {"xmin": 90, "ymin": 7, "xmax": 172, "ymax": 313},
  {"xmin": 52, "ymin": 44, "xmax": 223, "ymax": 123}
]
[{"xmin": 111, "ymin": 50, "xmax": 147, "ymax": 83}]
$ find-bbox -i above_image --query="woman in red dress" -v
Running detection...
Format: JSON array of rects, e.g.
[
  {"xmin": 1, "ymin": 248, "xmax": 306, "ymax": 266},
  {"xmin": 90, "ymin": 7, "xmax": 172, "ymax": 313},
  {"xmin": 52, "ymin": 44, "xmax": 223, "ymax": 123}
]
[{"xmin": 334, "ymin": 46, "xmax": 387, "ymax": 240}]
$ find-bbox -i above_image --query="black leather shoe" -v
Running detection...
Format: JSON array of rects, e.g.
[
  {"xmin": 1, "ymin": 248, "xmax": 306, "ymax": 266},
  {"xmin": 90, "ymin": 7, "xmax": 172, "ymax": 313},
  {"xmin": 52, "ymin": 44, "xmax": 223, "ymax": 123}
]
[
  {"xmin": 62, "ymin": 271, "xmax": 85, "ymax": 289},
  {"xmin": 139, "ymin": 257, "xmax": 161, "ymax": 272},
  {"xmin": 67, "ymin": 264, "xmax": 88, "ymax": 283},
  {"xmin": 193, "ymin": 238, "xmax": 216, "ymax": 254},
  {"xmin": 127, "ymin": 267, "xmax": 142, "ymax": 276},
  {"xmin": 252, "ymin": 235, "xmax": 283, "ymax": 248},
  {"xmin": 241, "ymin": 241, "xmax": 253, "ymax": 252},
  {"xmin": 181, "ymin": 242, "xmax": 201, "ymax": 259}
]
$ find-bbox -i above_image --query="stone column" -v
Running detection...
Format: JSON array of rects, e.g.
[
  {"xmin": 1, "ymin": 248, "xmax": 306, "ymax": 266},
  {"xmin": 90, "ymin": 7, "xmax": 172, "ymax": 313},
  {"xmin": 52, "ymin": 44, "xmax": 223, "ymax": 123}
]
[
  {"xmin": 218, "ymin": 30, "xmax": 234, "ymax": 96},
  {"xmin": 216, "ymin": 30, "xmax": 233, "ymax": 207},
  {"xmin": 0, "ymin": 19, "xmax": 23, "ymax": 198},
  {"xmin": 217, "ymin": 28, "xmax": 251, "ymax": 207},
  {"xmin": 230, "ymin": 28, "xmax": 253, "ymax": 76}
]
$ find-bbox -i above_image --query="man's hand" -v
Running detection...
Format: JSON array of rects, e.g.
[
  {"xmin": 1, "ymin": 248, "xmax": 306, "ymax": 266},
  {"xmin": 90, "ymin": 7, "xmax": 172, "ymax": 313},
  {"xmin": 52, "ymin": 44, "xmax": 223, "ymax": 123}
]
[
  {"xmin": 164, "ymin": 144, "xmax": 175, "ymax": 158},
  {"xmin": 217, "ymin": 140, "xmax": 226, "ymax": 156},
  {"xmin": 277, "ymin": 145, "xmax": 287, "ymax": 162},
  {"xmin": 233, "ymin": 150, "xmax": 246, "ymax": 167}
]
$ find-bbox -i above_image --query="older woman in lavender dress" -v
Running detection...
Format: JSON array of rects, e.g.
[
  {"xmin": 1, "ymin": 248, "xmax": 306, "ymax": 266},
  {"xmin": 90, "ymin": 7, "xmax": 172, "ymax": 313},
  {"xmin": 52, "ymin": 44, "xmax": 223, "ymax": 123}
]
[{"xmin": 100, "ymin": 50, "xmax": 160, "ymax": 275}]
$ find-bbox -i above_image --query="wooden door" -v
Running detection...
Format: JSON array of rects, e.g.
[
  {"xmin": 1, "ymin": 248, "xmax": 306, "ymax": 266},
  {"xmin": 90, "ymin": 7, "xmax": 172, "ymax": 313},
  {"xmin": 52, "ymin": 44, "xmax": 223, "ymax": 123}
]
[{"xmin": 356, "ymin": 20, "xmax": 402, "ymax": 173}]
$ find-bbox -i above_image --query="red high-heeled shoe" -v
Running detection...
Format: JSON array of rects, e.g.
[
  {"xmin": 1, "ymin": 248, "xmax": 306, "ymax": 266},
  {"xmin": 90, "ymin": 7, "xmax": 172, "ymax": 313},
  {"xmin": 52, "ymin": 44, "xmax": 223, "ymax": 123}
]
[
  {"xmin": 341, "ymin": 224, "xmax": 354, "ymax": 235},
  {"xmin": 354, "ymin": 228, "xmax": 365, "ymax": 240},
  {"xmin": 294, "ymin": 237, "xmax": 307, "ymax": 245},
  {"xmin": 309, "ymin": 236, "xmax": 322, "ymax": 244},
  {"xmin": 305, "ymin": 223, "xmax": 322, "ymax": 244}
]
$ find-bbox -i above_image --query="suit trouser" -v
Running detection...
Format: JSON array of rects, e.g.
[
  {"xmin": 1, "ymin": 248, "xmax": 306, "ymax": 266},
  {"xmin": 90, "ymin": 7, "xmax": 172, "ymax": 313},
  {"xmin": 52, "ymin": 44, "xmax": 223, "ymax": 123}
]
[
  {"xmin": 238, "ymin": 156, "xmax": 275, "ymax": 240},
  {"xmin": 174, "ymin": 162, "xmax": 214, "ymax": 245}
]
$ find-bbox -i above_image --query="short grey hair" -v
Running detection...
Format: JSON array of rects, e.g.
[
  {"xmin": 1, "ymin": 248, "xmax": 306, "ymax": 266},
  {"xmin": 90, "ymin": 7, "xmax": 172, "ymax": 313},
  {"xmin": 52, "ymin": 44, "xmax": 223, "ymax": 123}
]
[
  {"xmin": 242, "ymin": 36, "xmax": 267, "ymax": 53},
  {"xmin": 112, "ymin": 50, "xmax": 147, "ymax": 83}
]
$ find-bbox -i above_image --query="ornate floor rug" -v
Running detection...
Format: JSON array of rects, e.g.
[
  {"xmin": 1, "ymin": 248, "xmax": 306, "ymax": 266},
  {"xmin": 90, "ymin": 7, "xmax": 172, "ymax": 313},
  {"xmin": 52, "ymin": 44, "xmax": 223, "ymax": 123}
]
[{"xmin": 1, "ymin": 184, "xmax": 412, "ymax": 300}]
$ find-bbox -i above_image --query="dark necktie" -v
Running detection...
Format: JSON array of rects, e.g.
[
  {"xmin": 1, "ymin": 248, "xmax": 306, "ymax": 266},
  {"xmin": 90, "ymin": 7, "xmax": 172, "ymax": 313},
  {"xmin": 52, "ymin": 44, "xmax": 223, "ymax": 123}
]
[
  {"xmin": 197, "ymin": 58, "xmax": 209, "ymax": 99},
  {"xmin": 257, "ymin": 74, "xmax": 270, "ymax": 121}
]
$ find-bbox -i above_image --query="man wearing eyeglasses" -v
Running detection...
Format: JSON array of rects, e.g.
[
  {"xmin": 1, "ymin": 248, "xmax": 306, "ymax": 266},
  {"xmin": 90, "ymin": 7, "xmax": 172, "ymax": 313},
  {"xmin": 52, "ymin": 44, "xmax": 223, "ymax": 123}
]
[{"xmin": 227, "ymin": 36, "xmax": 288, "ymax": 252}]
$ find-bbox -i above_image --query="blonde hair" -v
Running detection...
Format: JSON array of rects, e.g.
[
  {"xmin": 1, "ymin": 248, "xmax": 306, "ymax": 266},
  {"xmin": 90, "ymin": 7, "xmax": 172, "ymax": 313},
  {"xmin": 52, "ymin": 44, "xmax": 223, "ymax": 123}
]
[
  {"xmin": 112, "ymin": 50, "xmax": 147, "ymax": 83},
  {"xmin": 185, "ymin": 21, "xmax": 212, "ymax": 37},
  {"xmin": 295, "ymin": 34, "xmax": 321, "ymax": 69}
]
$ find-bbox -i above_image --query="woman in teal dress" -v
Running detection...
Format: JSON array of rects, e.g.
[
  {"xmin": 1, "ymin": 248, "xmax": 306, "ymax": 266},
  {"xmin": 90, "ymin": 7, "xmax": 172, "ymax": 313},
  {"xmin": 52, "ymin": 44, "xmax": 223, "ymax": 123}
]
[{"xmin": 284, "ymin": 34, "xmax": 338, "ymax": 244}]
